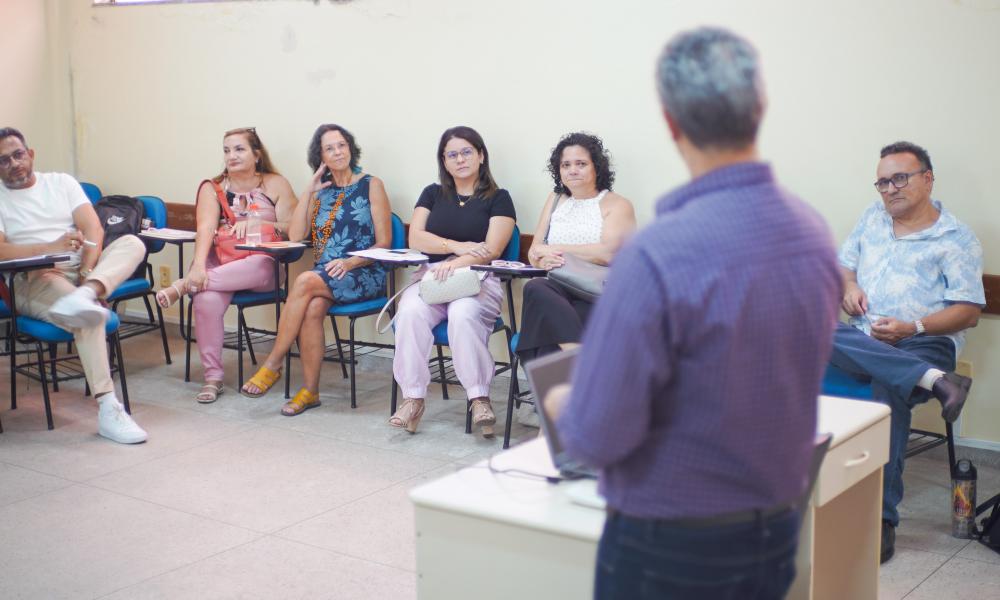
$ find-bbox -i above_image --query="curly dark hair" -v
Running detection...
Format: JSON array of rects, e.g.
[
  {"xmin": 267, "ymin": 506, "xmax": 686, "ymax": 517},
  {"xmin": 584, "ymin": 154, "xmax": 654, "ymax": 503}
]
[
  {"xmin": 880, "ymin": 141, "xmax": 933, "ymax": 172},
  {"xmin": 307, "ymin": 124, "xmax": 362, "ymax": 174},
  {"xmin": 547, "ymin": 132, "xmax": 615, "ymax": 195}
]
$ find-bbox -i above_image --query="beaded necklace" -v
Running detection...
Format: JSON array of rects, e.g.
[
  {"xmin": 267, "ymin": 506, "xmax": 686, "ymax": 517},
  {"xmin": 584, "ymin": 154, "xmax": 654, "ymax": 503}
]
[{"xmin": 311, "ymin": 187, "xmax": 347, "ymax": 261}]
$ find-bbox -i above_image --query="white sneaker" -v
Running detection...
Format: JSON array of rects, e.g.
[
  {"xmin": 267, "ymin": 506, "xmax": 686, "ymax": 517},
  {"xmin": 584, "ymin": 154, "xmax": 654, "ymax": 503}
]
[
  {"xmin": 48, "ymin": 287, "xmax": 109, "ymax": 329},
  {"xmin": 97, "ymin": 394, "xmax": 147, "ymax": 444}
]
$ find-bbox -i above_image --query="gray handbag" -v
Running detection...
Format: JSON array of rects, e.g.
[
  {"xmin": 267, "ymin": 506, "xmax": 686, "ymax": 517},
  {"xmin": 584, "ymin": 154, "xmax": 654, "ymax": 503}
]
[
  {"xmin": 543, "ymin": 194, "xmax": 609, "ymax": 303},
  {"xmin": 547, "ymin": 253, "xmax": 608, "ymax": 302}
]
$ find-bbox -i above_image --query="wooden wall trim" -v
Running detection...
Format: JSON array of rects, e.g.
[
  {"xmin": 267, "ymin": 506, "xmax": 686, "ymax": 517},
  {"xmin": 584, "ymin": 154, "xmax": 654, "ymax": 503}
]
[{"xmin": 165, "ymin": 202, "xmax": 996, "ymax": 314}]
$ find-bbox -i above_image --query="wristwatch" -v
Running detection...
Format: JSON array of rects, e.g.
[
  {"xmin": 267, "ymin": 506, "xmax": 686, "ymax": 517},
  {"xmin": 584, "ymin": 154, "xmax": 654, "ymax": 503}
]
[{"xmin": 914, "ymin": 319, "xmax": 926, "ymax": 335}]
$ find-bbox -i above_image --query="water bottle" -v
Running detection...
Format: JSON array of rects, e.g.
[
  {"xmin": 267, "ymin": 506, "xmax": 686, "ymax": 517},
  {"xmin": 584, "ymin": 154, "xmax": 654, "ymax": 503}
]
[
  {"xmin": 245, "ymin": 203, "xmax": 262, "ymax": 246},
  {"xmin": 952, "ymin": 459, "xmax": 977, "ymax": 539}
]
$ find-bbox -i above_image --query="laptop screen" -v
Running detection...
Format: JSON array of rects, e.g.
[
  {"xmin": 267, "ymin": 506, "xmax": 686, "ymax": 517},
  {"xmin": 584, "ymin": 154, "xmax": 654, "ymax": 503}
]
[{"xmin": 524, "ymin": 347, "xmax": 581, "ymax": 470}]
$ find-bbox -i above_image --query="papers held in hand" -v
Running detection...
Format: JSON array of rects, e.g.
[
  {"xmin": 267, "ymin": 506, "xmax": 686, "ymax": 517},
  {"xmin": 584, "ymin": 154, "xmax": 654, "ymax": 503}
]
[{"xmin": 348, "ymin": 248, "xmax": 429, "ymax": 263}]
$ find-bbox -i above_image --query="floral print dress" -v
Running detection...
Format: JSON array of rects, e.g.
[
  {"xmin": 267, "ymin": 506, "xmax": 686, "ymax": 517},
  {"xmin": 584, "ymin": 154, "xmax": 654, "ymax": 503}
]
[{"xmin": 312, "ymin": 174, "xmax": 387, "ymax": 303}]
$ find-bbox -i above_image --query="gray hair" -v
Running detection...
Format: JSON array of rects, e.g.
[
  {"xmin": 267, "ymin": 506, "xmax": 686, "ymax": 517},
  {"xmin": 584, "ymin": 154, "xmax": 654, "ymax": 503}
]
[{"xmin": 655, "ymin": 27, "xmax": 764, "ymax": 150}]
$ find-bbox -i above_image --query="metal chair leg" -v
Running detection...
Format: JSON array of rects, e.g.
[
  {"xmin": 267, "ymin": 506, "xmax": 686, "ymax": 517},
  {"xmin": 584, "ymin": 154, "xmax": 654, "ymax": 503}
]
[
  {"xmin": 465, "ymin": 397, "xmax": 473, "ymax": 434},
  {"xmin": 154, "ymin": 297, "xmax": 172, "ymax": 364},
  {"xmin": 946, "ymin": 421, "xmax": 957, "ymax": 476},
  {"xmin": 184, "ymin": 300, "xmax": 193, "ymax": 382},
  {"xmin": 330, "ymin": 316, "xmax": 349, "ymax": 379},
  {"xmin": 35, "ymin": 341, "xmax": 54, "ymax": 430},
  {"xmin": 503, "ymin": 331, "xmax": 517, "ymax": 449},
  {"xmin": 141, "ymin": 294, "xmax": 155, "ymax": 323},
  {"xmin": 391, "ymin": 380, "xmax": 398, "ymax": 416},
  {"xmin": 349, "ymin": 316, "xmax": 358, "ymax": 408},
  {"xmin": 237, "ymin": 308, "xmax": 246, "ymax": 387},
  {"xmin": 113, "ymin": 332, "xmax": 131, "ymax": 414},
  {"xmin": 436, "ymin": 345, "xmax": 449, "ymax": 400},
  {"xmin": 284, "ymin": 339, "xmax": 293, "ymax": 400},
  {"xmin": 243, "ymin": 317, "xmax": 257, "ymax": 365},
  {"xmin": 48, "ymin": 342, "xmax": 59, "ymax": 392}
]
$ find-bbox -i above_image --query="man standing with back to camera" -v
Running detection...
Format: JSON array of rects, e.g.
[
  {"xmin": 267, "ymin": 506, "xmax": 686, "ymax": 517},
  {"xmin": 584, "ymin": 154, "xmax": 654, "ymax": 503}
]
[{"xmin": 551, "ymin": 28, "xmax": 842, "ymax": 599}]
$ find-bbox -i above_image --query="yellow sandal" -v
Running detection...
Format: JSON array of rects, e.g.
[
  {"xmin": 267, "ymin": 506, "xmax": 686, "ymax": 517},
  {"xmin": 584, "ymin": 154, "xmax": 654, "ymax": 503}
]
[
  {"xmin": 241, "ymin": 365, "xmax": 282, "ymax": 398},
  {"xmin": 281, "ymin": 388, "xmax": 321, "ymax": 416}
]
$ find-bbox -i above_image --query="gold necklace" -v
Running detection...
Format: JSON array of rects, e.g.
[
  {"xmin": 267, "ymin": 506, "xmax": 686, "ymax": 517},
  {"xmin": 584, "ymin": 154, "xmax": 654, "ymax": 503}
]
[{"xmin": 457, "ymin": 193, "xmax": 473, "ymax": 207}]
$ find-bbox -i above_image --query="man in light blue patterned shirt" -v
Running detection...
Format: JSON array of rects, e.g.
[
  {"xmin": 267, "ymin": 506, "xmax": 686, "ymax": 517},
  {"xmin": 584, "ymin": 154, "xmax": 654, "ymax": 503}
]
[{"xmin": 830, "ymin": 141, "xmax": 985, "ymax": 563}]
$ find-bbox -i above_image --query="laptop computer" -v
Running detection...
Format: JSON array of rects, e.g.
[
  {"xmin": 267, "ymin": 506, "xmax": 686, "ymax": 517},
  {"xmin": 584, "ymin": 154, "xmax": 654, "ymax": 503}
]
[{"xmin": 524, "ymin": 347, "xmax": 598, "ymax": 480}]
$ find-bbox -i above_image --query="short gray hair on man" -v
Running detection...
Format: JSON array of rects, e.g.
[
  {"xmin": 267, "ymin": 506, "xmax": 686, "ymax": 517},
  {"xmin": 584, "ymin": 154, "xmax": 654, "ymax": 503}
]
[{"xmin": 656, "ymin": 27, "xmax": 764, "ymax": 150}]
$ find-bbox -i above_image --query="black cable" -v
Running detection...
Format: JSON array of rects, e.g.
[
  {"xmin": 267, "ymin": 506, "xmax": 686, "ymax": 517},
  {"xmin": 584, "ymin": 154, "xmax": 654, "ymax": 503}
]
[{"xmin": 485, "ymin": 453, "xmax": 566, "ymax": 484}]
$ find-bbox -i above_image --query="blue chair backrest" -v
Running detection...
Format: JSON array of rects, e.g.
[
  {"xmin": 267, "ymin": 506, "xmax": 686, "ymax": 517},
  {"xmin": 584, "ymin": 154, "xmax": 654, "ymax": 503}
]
[
  {"xmin": 501, "ymin": 225, "xmax": 520, "ymax": 262},
  {"xmin": 390, "ymin": 213, "xmax": 405, "ymax": 250},
  {"xmin": 821, "ymin": 364, "xmax": 873, "ymax": 400},
  {"xmin": 136, "ymin": 195, "xmax": 168, "ymax": 254},
  {"xmin": 80, "ymin": 182, "xmax": 102, "ymax": 204}
]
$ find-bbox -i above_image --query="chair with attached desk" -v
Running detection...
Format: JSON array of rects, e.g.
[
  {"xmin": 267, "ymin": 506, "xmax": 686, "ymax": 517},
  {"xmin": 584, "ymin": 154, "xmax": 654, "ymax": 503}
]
[
  {"xmin": 311, "ymin": 213, "xmax": 406, "ymax": 407},
  {"xmin": 822, "ymin": 362, "xmax": 960, "ymax": 474},
  {"xmin": 389, "ymin": 227, "xmax": 521, "ymax": 434},
  {"xmin": 184, "ymin": 246, "xmax": 306, "ymax": 387},
  {"xmin": 1, "ymin": 259, "xmax": 131, "ymax": 431}
]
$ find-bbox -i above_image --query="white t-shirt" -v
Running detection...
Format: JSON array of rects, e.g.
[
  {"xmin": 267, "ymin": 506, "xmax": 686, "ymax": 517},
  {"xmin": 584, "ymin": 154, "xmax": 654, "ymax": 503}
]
[{"xmin": 0, "ymin": 172, "xmax": 89, "ymax": 244}]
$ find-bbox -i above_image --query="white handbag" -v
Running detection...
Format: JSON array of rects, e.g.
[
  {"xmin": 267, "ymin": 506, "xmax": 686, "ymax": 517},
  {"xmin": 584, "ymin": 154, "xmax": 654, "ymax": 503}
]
[
  {"xmin": 418, "ymin": 268, "xmax": 482, "ymax": 304},
  {"xmin": 375, "ymin": 266, "xmax": 485, "ymax": 333}
]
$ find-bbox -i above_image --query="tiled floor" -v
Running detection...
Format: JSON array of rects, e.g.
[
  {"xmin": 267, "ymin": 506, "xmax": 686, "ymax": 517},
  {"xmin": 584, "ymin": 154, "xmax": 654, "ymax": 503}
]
[{"xmin": 0, "ymin": 329, "xmax": 998, "ymax": 599}]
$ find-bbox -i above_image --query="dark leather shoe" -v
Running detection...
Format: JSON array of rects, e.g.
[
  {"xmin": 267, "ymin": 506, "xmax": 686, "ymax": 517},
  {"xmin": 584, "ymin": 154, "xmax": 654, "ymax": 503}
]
[
  {"xmin": 932, "ymin": 372, "xmax": 972, "ymax": 424},
  {"xmin": 881, "ymin": 520, "xmax": 895, "ymax": 564}
]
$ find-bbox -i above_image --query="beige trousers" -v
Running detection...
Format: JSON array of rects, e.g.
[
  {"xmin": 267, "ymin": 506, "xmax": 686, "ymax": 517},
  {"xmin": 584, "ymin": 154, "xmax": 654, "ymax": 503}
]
[{"xmin": 14, "ymin": 235, "xmax": 145, "ymax": 396}]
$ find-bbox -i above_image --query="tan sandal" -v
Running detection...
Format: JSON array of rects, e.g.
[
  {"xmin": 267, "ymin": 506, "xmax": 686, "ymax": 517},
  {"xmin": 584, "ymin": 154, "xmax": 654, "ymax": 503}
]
[
  {"xmin": 196, "ymin": 381, "xmax": 223, "ymax": 404},
  {"xmin": 241, "ymin": 365, "xmax": 281, "ymax": 398},
  {"xmin": 389, "ymin": 398, "xmax": 425, "ymax": 434},
  {"xmin": 470, "ymin": 398, "xmax": 496, "ymax": 438},
  {"xmin": 281, "ymin": 388, "xmax": 321, "ymax": 416},
  {"xmin": 155, "ymin": 279, "xmax": 186, "ymax": 309}
]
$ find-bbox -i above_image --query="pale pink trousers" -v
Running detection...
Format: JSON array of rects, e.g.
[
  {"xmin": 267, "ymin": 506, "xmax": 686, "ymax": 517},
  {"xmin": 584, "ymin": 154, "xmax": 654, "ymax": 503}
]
[
  {"xmin": 392, "ymin": 272, "xmax": 503, "ymax": 400},
  {"xmin": 191, "ymin": 254, "xmax": 275, "ymax": 381}
]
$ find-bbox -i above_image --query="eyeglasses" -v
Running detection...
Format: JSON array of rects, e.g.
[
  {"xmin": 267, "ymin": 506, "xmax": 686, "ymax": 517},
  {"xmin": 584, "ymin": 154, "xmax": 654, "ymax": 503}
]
[
  {"xmin": 444, "ymin": 148, "xmax": 476, "ymax": 162},
  {"xmin": 224, "ymin": 126, "xmax": 257, "ymax": 138},
  {"xmin": 874, "ymin": 169, "xmax": 928, "ymax": 193},
  {"xmin": 0, "ymin": 149, "xmax": 29, "ymax": 168}
]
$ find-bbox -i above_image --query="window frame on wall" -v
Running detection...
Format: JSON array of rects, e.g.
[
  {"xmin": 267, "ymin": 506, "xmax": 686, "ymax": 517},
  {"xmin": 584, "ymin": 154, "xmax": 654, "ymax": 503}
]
[{"xmin": 93, "ymin": 0, "xmax": 243, "ymax": 6}]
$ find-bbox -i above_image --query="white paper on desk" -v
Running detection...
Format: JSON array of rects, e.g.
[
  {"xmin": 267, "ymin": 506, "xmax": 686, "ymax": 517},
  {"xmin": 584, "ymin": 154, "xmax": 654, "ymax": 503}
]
[
  {"xmin": 349, "ymin": 248, "xmax": 429, "ymax": 262},
  {"xmin": 420, "ymin": 266, "xmax": 488, "ymax": 282},
  {"xmin": 143, "ymin": 227, "xmax": 197, "ymax": 240}
]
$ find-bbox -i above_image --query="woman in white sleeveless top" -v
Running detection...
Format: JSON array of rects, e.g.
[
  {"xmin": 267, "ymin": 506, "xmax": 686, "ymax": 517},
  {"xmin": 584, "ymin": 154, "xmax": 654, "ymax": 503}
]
[{"xmin": 518, "ymin": 132, "xmax": 636, "ymax": 363}]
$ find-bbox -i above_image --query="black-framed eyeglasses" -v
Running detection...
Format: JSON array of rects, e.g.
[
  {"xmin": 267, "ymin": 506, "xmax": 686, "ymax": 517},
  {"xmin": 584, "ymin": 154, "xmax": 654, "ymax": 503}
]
[
  {"xmin": 0, "ymin": 149, "xmax": 29, "ymax": 168},
  {"xmin": 874, "ymin": 169, "xmax": 929, "ymax": 193}
]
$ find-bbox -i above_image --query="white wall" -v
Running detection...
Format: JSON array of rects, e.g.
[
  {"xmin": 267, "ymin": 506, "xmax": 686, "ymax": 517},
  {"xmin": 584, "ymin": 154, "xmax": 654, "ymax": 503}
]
[{"xmin": 17, "ymin": 0, "xmax": 1000, "ymax": 443}]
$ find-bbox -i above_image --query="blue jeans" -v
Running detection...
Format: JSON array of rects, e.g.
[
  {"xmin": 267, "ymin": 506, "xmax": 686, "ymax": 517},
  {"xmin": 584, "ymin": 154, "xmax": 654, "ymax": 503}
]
[
  {"xmin": 829, "ymin": 323, "xmax": 955, "ymax": 526},
  {"xmin": 595, "ymin": 509, "xmax": 800, "ymax": 600}
]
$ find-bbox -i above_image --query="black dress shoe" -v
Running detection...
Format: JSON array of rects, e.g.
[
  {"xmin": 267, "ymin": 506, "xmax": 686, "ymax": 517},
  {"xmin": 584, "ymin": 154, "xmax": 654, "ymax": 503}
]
[
  {"xmin": 881, "ymin": 520, "xmax": 895, "ymax": 564},
  {"xmin": 932, "ymin": 372, "xmax": 972, "ymax": 424}
]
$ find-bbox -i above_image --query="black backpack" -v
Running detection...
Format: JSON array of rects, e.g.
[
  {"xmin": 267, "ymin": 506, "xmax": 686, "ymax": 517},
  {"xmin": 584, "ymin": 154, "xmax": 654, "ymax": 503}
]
[
  {"xmin": 95, "ymin": 195, "xmax": 148, "ymax": 279},
  {"xmin": 95, "ymin": 195, "xmax": 144, "ymax": 248}
]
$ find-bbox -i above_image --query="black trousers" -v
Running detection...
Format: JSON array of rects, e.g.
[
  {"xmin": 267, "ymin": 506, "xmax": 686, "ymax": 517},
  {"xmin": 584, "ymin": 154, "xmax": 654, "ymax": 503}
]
[{"xmin": 516, "ymin": 277, "xmax": 593, "ymax": 363}]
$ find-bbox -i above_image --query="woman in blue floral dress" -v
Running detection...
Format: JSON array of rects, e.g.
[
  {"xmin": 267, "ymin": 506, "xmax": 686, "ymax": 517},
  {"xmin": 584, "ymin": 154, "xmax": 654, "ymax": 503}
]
[{"xmin": 241, "ymin": 124, "xmax": 389, "ymax": 415}]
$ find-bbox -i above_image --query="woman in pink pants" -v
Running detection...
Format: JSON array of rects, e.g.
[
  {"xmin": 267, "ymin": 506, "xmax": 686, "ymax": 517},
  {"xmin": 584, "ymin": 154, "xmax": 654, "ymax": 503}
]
[
  {"xmin": 391, "ymin": 126, "xmax": 516, "ymax": 437},
  {"xmin": 156, "ymin": 127, "xmax": 297, "ymax": 403}
]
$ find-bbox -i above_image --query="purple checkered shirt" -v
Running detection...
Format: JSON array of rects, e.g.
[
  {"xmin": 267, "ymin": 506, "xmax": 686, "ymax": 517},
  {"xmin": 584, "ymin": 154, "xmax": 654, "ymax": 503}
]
[{"xmin": 558, "ymin": 162, "xmax": 842, "ymax": 519}]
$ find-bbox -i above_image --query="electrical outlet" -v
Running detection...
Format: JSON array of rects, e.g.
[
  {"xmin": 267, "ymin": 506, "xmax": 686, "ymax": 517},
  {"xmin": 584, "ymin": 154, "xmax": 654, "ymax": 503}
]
[{"xmin": 158, "ymin": 265, "xmax": 171, "ymax": 288}]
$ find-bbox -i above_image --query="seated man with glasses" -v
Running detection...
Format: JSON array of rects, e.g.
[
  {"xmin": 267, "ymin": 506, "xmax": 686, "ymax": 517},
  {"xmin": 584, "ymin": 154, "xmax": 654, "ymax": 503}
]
[
  {"xmin": 0, "ymin": 126, "xmax": 147, "ymax": 444},
  {"xmin": 831, "ymin": 140, "xmax": 984, "ymax": 563}
]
